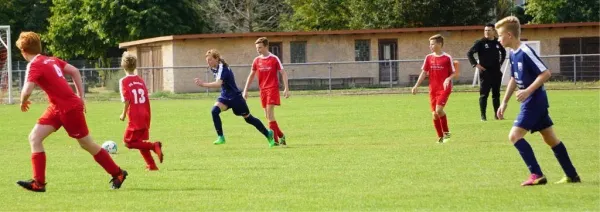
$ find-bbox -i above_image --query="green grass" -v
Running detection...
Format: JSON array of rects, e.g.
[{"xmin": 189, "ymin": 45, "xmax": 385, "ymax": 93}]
[{"xmin": 0, "ymin": 90, "xmax": 598, "ymax": 211}]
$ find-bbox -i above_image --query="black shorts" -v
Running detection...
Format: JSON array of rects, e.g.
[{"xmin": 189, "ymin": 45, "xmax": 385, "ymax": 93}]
[{"xmin": 217, "ymin": 96, "xmax": 250, "ymax": 116}]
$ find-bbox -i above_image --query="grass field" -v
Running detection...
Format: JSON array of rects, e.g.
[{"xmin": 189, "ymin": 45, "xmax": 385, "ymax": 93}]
[{"xmin": 0, "ymin": 90, "xmax": 598, "ymax": 211}]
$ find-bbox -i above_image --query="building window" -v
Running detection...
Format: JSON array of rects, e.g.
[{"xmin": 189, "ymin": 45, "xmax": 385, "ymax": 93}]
[
  {"xmin": 290, "ymin": 41, "xmax": 306, "ymax": 63},
  {"xmin": 355, "ymin": 40, "xmax": 370, "ymax": 61}
]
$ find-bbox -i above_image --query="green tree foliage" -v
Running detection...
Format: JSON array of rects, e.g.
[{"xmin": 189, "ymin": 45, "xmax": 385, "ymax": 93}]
[
  {"xmin": 526, "ymin": 0, "xmax": 599, "ymax": 24},
  {"xmin": 204, "ymin": 0, "xmax": 292, "ymax": 32},
  {"xmin": 45, "ymin": 0, "xmax": 212, "ymax": 59},
  {"xmin": 0, "ymin": 0, "xmax": 51, "ymax": 60}
]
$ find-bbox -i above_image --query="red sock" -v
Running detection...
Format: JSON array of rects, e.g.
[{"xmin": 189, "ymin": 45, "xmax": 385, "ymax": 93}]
[
  {"xmin": 440, "ymin": 115, "xmax": 449, "ymax": 133},
  {"xmin": 93, "ymin": 149, "xmax": 121, "ymax": 177},
  {"xmin": 140, "ymin": 150, "xmax": 157, "ymax": 169},
  {"xmin": 433, "ymin": 119, "xmax": 443, "ymax": 138},
  {"xmin": 125, "ymin": 141, "xmax": 154, "ymax": 150},
  {"xmin": 268, "ymin": 122, "xmax": 280, "ymax": 143},
  {"xmin": 31, "ymin": 152, "xmax": 46, "ymax": 185},
  {"xmin": 269, "ymin": 121, "xmax": 285, "ymax": 137}
]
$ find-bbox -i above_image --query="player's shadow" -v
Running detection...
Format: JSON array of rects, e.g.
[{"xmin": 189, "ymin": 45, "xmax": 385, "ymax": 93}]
[{"xmin": 128, "ymin": 187, "xmax": 223, "ymax": 192}]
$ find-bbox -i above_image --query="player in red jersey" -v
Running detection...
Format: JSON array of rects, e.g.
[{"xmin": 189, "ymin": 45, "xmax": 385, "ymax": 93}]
[
  {"xmin": 412, "ymin": 34, "xmax": 456, "ymax": 144},
  {"xmin": 242, "ymin": 37, "xmax": 290, "ymax": 147},
  {"xmin": 15, "ymin": 32, "xmax": 127, "ymax": 192},
  {"xmin": 118, "ymin": 52, "xmax": 163, "ymax": 171}
]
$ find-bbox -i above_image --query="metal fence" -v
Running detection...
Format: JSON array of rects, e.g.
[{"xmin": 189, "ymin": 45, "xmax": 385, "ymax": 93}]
[{"xmin": 7, "ymin": 54, "xmax": 600, "ymax": 95}]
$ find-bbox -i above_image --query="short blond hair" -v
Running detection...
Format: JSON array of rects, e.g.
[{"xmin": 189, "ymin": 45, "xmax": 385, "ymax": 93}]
[
  {"xmin": 429, "ymin": 34, "xmax": 444, "ymax": 46},
  {"xmin": 255, "ymin": 37, "xmax": 269, "ymax": 46},
  {"xmin": 121, "ymin": 52, "xmax": 137, "ymax": 72},
  {"xmin": 16, "ymin": 32, "xmax": 42, "ymax": 54},
  {"xmin": 495, "ymin": 16, "xmax": 521, "ymax": 38}
]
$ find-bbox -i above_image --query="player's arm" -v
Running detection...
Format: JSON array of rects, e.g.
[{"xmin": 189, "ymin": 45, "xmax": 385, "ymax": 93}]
[
  {"xmin": 63, "ymin": 64, "xmax": 84, "ymax": 99},
  {"xmin": 195, "ymin": 78, "xmax": 223, "ymax": 88},
  {"xmin": 411, "ymin": 70, "xmax": 427, "ymax": 95},
  {"xmin": 120, "ymin": 100, "xmax": 129, "ymax": 121},
  {"xmin": 19, "ymin": 82, "xmax": 35, "ymax": 112},
  {"xmin": 497, "ymin": 77, "xmax": 517, "ymax": 119},
  {"xmin": 279, "ymin": 69, "xmax": 290, "ymax": 98},
  {"xmin": 242, "ymin": 70, "xmax": 256, "ymax": 99},
  {"xmin": 516, "ymin": 70, "xmax": 551, "ymax": 102}
]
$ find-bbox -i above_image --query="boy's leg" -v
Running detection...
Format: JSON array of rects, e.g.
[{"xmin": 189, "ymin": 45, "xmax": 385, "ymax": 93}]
[
  {"xmin": 17, "ymin": 123, "xmax": 57, "ymax": 192},
  {"xmin": 539, "ymin": 126, "xmax": 579, "ymax": 182},
  {"xmin": 509, "ymin": 125, "xmax": 546, "ymax": 186},
  {"xmin": 62, "ymin": 106, "xmax": 127, "ymax": 189},
  {"xmin": 430, "ymin": 94, "xmax": 443, "ymax": 141},
  {"xmin": 212, "ymin": 101, "xmax": 228, "ymax": 144},
  {"xmin": 124, "ymin": 129, "xmax": 158, "ymax": 169}
]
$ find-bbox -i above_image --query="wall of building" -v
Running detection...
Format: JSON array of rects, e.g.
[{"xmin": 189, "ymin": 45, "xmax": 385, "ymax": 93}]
[{"xmin": 126, "ymin": 25, "xmax": 599, "ymax": 93}]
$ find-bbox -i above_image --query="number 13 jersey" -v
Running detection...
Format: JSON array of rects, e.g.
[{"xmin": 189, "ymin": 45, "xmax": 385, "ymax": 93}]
[{"xmin": 119, "ymin": 75, "xmax": 151, "ymax": 130}]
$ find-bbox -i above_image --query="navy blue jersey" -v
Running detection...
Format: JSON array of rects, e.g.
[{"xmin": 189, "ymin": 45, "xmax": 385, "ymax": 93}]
[
  {"xmin": 212, "ymin": 63, "xmax": 241, "ymax": 99},
  {"xmin": 509, "ymin": 43, "xmax": 549, "ymax": 109}
]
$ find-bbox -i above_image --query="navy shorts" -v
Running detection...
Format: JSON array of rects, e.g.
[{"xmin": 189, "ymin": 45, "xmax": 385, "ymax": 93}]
[
  {"xmin": 217, "ymin": 96, "xmax": 250, "ymax": 116},
  {"xmin": 514, "ymin": 107, "xmax": 554, "ymax": 133}
]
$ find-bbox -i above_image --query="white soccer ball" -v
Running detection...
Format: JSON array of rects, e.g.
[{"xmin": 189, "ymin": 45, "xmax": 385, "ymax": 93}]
[{"xmin": 102, "ymin": 141, "xmax": 118, "ymax": 154}]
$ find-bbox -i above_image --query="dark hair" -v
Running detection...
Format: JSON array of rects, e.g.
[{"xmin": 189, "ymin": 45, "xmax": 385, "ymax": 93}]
[
  {"xmin": 255, "ymin": 37, "xmax": 269, "ymax": 46},
  {"xmin": 485, "ymin": 23, "xmax": 495, "ymax": 28}
]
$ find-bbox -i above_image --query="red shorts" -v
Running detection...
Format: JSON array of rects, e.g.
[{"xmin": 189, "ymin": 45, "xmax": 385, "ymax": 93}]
[
  {"xmin": 260, "ymin": 88, "xmax": 281, "ymax": 108},
  {"xmin": 429, "ymin": 88, "xmax": 452, "ymax": 111},
  {"xmin": 124, "ymin": 128, "xmax": 149, "ymax": 143},
  {"xmin": 38, "ymin": 105, "xmax": 89, "ymax": 139}
]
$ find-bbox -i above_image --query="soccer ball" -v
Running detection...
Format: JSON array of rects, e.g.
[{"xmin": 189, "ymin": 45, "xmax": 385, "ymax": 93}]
[{"xmin": 102, "ymin": 141, "xmax": 118, "ymax": 154}]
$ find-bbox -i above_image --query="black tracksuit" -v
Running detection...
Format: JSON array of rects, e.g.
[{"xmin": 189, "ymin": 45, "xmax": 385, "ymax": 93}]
[{"xmin": 467, "ymin": 38, "xmax": 506, "ymax": 120}]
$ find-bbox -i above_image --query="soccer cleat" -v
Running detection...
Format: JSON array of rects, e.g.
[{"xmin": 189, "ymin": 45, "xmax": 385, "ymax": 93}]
[
  {"xmin": 442, "ymin": 132, "xmax": 451, "ymax": 143},
  {"xmin": 437, "ymin": 137, "xmax": 444, "ymax": 144},
  {"xmin": 521, "ymin": 174, "xmax": 547, "ymax": 186},
  {"xmin": 555, "ymin": 176, "xmax": 581, "ymax": 184},
  {"xmin": 267, "ymin": 130, "xmax": 276, "ymax": 147},
  {"xmin": 154, "ymin": 141, "xmax": 164, "ymax": 163},
  {"xmin": 280, "ymin": 135, "xmax": 287, "ymax": 147},
  {"xmin": 213, "ymin": 136, "xmax": 226, "ymax": 145},
  {"xmin": 16, "ymin": 179, "xmax": 46, "ymax": 192},
  {"xmin": 110, "ymin": 170, "xmax": 128, "ymax": 189}
]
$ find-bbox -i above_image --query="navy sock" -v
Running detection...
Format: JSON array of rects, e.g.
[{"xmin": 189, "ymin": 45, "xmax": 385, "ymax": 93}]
[
  {"xmin": 211, "ymin": 106, "xmax": 223, "ymax": 136},
  {"xmin": 552, "ymin": 142, "xmax": 578, "ymax": 178},
  {"xmin": 514, "ymin": 138, "xmax": 543, "ymax": 176},
  {"xmin": 244, "ymin": 115, "xmax": 268, "ymax": 137}
]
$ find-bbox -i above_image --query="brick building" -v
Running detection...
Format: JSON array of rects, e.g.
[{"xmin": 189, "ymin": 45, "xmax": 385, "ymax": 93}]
[{"xmin": 119, "ymin": 22, "xmax": 599, "ymax": 93}]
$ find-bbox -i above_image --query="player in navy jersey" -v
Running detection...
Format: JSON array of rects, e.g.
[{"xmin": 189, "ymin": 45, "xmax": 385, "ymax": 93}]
[
  {"xmin": 194, "ymin": 49, "xmax": 276, "ymax": 147},
  {"xmin": 495, "ymin": 16, "xmax": 580, "ymax": 186}
]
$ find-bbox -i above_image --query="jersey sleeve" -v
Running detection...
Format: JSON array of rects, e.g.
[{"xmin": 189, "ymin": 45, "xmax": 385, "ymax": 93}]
[
  {"xmin": 447, "ymin": 55, "xmax": 456, "ymax": 74},
  {"xmin": 274, "ymin": 56, "xmax": 284, "ymax": 71},
  {"xmin": 421, "ymin": 55, "xmax": 430, "ymax": 72},
  {"xmin": 26, "ymin": 63, "xmax": 42, "ymax": 84},
  {"xmin": 54, "ymin": 57, "xmax": 68, "ymax": 69},
  {"xmin": 216, "ymin": 64, "xmax": 225, "ymax": 81},
  {"xmin": 523, "ymin": 46, "xmax": 548, "ymax": 74},
  {"xmin": 251, "ymin": 58, "xmax": 258, "ymax": 72},
  {"xmin": 119, "ymin": 78, "xmax": 129, "ymax": 103}
]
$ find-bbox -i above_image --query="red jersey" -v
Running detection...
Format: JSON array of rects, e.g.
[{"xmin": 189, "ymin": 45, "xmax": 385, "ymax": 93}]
[
  {"xmin": 252, "ymin": 53, "xmax": 283, "ymax": 90},
  {"xmin": 421, "ymin": 52, "xmax": 455, "ymax": 91},
  {"xmin": 26, "ymin": 55, "xmax": 83, "ymax": 112},
  {"xmin": 119, "ymin": 75, "xmax": 151, "ymax": 130}
]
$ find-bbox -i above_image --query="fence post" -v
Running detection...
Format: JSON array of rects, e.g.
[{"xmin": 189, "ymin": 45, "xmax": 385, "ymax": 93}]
[
  {"xmin": 328, "ymin": 62, "xmax": 332, "ymax": 94},
  {"xmin": 205, "ymin": 68, "xmax": 209, "ymax": 96},
  {"xmin": 82, "ymin": 65, "xmax": 86, "ymax": 94},
  {"xmin": 573, "ymin": 55, "xmax": 576, "ymax": 84},
  {"xmin": 389, "ymin": 60, "xmax": 393, "ymax": 88}
]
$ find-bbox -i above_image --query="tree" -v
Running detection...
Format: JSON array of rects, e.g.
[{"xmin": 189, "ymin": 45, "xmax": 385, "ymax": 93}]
[
  {"xmin": 0, "ymin": 0, "xmax": 52, "ymax": 60},
  {"xmin": 204, "ymin": 0, "xmax": 292, "ymax": 33},
  {"xmin": 280, "ymin": 0, "xmax": 352, "ymax": 31},
  {"xmin": 45, "ymin": 0, "xmax": 213, "ymax": 60},
  {"xmin": 281, "ymin": 0, "xmax": 496, "ymax": 31},
  {"xmin": 525, "ymin": 0, "xmax": 599, "ymax": 24}
]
